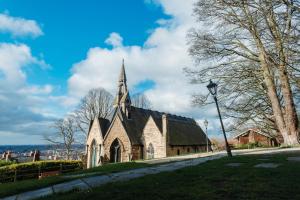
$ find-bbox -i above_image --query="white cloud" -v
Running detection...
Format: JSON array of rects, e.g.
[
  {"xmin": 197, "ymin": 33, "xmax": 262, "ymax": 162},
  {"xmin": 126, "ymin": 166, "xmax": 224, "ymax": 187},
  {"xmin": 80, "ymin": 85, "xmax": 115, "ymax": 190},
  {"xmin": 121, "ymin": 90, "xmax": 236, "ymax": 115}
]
[
  {"xmin": 18, "ymin": 84, "xmax": 53, "ymax": 95},
  {"xmin": 66, "ymin": 0, "xmax": 225, "ymax": 137},
  {"xmin": 0, "ymin": 43, "xmax": 47, "ymax": 89},
  {"xmin": 0, "ymin": 13, "xmax": 43, "ymax": 38},
  {"xmin": 67, "ymin": 0, "xmax": 205, "ymax": 118},
  {"xmin": 0, "ymin": 1, "xmax": 224, "ymax": 144},
  {"xmin": 0, "ymin": 43, "xmax": 59, "ymax": 144},
  {"xmin": 0, "ymin": 43, "xmax": 35, "ymax": 88},
  {"xmin": 145, "ymin": 0, "xmax": 194, "ymax": 23},
  {"xmin": 157, "ymin": 0, "xmax": 195, "ymax": 23},
  {"xmin": 105, "ymin": 32, "xmax": 123, "ymax": 48}
]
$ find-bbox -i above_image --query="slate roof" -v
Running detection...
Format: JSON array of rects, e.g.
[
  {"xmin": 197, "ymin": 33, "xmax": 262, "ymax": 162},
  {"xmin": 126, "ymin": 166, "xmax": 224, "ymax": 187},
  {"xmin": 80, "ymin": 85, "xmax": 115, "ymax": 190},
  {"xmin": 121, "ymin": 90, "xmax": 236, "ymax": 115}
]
[
  {"xmin": 104, "ymin": 106, "xmax": 208, "ymax": 146},
  {"xmin": 88, "ymin": 117, "xmax": 111, "ymax": 138},
  {"xmin": 167, "ymin": 118, "xmax": 208, "ymax": 146},
  {"xmin": 98, "ymin": 118, "xmax": 110, "ymax": 138}
]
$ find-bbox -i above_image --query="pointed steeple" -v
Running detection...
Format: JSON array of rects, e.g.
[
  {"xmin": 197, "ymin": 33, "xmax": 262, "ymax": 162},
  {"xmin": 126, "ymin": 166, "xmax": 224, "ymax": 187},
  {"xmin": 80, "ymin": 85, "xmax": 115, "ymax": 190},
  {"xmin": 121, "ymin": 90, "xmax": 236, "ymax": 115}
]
[
  {"xmin": 113, "ymin": 59, "xmax": 131, "ymax": 110},
  {"xmin": 119, "ymin": 59, "xmax": 126, "ymax": 85}
]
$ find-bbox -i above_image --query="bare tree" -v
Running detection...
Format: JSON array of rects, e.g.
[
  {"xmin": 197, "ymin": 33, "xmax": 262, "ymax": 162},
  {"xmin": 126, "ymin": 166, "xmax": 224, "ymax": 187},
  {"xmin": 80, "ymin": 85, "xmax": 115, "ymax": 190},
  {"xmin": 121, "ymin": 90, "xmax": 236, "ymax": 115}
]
[
  {"xmin": 131, "ymin": 93, "xmax": 152, "ymax": 109},
  {"xmin": 45, "ymin": 116, "xmax": 77, "ymax": 160},
  {"xmin": 187, "ymin": 0, "xmax": 300, "ymax": 145},
  {"xmin": 74, "ymin": 88, "xmax": 113, "ymax": 138}
]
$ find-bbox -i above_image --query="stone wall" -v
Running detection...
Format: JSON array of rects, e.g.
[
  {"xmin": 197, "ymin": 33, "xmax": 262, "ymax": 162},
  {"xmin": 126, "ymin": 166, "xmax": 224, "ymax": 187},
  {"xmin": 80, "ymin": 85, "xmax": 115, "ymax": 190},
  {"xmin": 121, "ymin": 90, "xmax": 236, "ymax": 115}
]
[
  {"xmin": 166, "ymin": 145, "xmax": 207, "ymax": 156},
  {"xmin": 86, "ymin": 119, "xmax": 104, "ymax": 169},
  {"xmin": 103, "ymin": 116, "xmax": 132, "ymax": 162},
  {"xmin": 142, "ymin": 117, "xmax": 166, "ymax": 159}
]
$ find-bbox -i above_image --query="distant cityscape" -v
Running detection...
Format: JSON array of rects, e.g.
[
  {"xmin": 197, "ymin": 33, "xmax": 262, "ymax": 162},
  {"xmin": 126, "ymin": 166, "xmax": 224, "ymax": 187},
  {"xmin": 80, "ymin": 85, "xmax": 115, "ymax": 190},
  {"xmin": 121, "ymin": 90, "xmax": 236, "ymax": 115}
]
[{"xmin": 0, "ymin": 145, "xmax": 85, "ymax": 162}]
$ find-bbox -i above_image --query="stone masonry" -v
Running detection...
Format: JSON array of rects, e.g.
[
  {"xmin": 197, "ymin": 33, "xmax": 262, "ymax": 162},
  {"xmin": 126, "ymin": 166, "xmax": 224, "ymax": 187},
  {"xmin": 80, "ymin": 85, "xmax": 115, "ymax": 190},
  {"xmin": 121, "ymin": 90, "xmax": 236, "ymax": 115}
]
[{"xmin": 103, "ymin": 116, "xmax": 131, "ymax": 162}]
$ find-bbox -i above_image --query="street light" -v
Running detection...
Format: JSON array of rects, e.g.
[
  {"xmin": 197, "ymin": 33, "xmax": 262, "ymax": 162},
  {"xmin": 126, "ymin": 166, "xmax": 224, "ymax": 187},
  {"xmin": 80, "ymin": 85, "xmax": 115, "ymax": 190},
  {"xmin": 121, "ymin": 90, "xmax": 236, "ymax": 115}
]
[
  {"xmin": 207, "ymin": 80, "xmax": 232, "ymax": 157},
  {"xmin": 204, "ymin": 119, "xmax": 209, "ymax": 153}
]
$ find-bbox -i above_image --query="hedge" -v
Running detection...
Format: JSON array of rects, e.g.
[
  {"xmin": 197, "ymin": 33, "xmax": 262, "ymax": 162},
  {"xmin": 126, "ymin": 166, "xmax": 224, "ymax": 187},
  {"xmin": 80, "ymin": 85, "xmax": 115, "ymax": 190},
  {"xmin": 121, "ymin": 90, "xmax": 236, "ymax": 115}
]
[
  {"xmin": 234, "ymin": 142, "xmax": 269, "ymax": 149},
  {"xmin": 0, "ymin": 160, "xmax": 83, "ymax": 183},
  {"xmin": 0, "ymin": 160, "xmax": 16, "ymax": 167}
]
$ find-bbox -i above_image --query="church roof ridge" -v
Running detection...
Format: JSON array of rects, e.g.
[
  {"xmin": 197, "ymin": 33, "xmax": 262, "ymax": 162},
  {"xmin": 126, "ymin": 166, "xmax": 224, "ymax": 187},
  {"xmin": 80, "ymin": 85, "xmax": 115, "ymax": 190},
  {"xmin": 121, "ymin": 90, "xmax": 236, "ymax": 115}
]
[{"xmin": 131, "ymin": 106, "xmax": 196, "ymax": 124}]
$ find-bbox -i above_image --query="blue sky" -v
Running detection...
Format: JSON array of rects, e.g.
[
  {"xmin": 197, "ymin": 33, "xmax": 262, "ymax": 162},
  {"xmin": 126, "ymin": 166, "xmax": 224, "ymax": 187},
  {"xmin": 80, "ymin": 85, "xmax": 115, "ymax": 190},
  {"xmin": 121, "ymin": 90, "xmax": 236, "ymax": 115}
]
[
  {"xmin": 0, "ymin": 0, "xmax": 223, "ymax": 145},
  {"xmin": 0, "ymin": 0, "xmax": 167, "ymax": 95}
]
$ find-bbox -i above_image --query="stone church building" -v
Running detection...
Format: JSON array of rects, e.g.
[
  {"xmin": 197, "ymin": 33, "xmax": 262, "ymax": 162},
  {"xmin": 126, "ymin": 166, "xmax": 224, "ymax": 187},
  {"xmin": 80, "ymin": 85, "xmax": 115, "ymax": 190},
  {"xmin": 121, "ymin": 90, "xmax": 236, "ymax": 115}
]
[{"xmin": 86, "ymin": 62, "xmax": 210, "ymax": 168}]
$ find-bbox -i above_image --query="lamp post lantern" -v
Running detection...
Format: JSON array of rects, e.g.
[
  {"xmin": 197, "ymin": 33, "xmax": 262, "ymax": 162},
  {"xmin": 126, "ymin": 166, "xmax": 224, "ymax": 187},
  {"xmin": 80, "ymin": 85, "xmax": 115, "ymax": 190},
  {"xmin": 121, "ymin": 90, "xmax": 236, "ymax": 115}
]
[
  {"xmin": 207, "ymin": 80, "xmax": 232, "ymax": 157},
  {"xmin": 204, "ymin": 119, "xmax": 209, "ymax": 153}
]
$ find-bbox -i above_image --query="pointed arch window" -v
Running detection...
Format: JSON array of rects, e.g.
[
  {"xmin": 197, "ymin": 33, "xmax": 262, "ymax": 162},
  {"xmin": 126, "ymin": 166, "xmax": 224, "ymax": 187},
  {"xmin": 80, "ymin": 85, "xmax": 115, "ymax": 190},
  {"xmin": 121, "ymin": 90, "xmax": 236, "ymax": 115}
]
[
  {"xmin": 90, "ymin": 140, "xmax": 97, "ymax": 168},
  {"xmin": 110, "ymin": 139, "xmax": 121, "ymax": 163},
  {"xmin": 147, "ymin": 143, "xmax": 154, "ymax": 159}
]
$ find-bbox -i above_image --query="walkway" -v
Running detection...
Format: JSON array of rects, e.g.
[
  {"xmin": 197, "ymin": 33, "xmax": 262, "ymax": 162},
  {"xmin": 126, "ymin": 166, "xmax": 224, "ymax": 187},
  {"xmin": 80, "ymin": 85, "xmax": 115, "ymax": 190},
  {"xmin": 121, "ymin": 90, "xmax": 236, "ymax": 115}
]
[{"xmin": 3, "ymin": 147, "xmax": 300, "ymax": 200}]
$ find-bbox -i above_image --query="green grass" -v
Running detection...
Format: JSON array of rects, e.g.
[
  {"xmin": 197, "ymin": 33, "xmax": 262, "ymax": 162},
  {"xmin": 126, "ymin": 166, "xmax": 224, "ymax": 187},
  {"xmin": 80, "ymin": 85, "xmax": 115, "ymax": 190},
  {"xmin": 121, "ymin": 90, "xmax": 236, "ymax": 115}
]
[
  {"xmin": 38, "ymin": 152, "xmax": 300, "ymax": 200},
  {"xmin": 0, "ymin": 162, "xmax": 149, "ymax": 198},
  {"xmin": 66, "ymin": 162, "xmax": 149, "ymax": 176}
]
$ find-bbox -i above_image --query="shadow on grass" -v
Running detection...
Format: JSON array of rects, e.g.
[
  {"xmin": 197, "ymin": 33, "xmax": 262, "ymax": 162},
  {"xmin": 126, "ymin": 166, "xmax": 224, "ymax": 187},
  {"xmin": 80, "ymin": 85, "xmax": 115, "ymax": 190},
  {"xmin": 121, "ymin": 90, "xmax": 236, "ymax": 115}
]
[
  {"xmin": 37, "ymin": 153, "xmax": 300, "ymax": 200},
  {"xmin": 0, "ymin": 162, "xmax": 149, "ymax": 198}
]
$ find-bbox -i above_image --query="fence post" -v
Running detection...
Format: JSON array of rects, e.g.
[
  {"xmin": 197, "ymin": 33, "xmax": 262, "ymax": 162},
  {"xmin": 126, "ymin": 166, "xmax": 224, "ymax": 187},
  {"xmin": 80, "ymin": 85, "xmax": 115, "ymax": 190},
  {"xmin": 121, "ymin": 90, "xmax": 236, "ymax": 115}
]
[
  {"xmin": 14, "ymin": 169, "xmax": 17, "ymax": 182},
  {"xmin": 38, "ymin": 165, "xmax": 41, "ymax": 179}
]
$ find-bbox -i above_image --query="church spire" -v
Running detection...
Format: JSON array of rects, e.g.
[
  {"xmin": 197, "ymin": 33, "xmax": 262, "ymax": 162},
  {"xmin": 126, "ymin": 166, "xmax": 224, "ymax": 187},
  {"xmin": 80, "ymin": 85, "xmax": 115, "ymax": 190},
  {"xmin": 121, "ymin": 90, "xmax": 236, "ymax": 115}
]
[
  {"xmin": 113, "ymin": 59, "xmax": 131, "ymax": 111},
  {"xmin": 119, "ymin": 59, "xmax": 126, "ymax": 85}
]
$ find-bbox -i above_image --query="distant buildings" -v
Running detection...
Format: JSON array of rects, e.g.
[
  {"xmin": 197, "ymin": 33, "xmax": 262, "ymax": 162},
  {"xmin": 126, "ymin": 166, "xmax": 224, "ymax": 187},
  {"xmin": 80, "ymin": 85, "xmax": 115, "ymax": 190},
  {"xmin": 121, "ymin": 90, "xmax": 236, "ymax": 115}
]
[{"xmin": 233, "ymin": 129, "xmax": 279, "ymax": 147}]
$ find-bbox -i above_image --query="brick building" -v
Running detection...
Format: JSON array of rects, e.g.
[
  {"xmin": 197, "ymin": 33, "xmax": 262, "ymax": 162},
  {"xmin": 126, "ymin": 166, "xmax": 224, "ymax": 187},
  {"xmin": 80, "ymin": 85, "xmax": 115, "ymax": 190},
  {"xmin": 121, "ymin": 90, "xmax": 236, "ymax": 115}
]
[
  {"xmin": 233, "ymin": 129, "xmax": 279, "ymax": 147},
  {"xmin": 86, "ymin": 62, "xmax": 210, "ymax": 168}
]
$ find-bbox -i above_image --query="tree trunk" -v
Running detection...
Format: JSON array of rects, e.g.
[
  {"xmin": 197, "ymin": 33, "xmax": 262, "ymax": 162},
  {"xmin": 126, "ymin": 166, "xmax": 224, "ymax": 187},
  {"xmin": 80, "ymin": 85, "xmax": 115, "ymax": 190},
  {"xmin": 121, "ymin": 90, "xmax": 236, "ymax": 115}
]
[
  {"xmin": 266, "ymin": 8, "xmax": 300, "ymax": 145},
  {"xmin": 278, "ymin": 64, "xmax": 299, "ymax": 145},
  {"xmin": 248, "ymin": 5, "xmax": 299, "ymax": 146},
  {"xmin": 260, "ymin": 54, "xmax": 289, "ymax": 144}
]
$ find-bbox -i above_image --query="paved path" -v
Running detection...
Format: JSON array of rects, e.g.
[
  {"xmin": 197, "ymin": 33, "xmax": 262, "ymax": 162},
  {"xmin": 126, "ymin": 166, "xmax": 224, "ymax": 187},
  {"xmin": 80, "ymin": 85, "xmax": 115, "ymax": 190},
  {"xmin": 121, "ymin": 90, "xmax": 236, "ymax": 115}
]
[
  {"xmin": 3, "ymin": 147, "xmax": 300, "ymax": 200},
  {"xmin": 2, "ymin": 153, "xmax": 226, "ymax": 200}
]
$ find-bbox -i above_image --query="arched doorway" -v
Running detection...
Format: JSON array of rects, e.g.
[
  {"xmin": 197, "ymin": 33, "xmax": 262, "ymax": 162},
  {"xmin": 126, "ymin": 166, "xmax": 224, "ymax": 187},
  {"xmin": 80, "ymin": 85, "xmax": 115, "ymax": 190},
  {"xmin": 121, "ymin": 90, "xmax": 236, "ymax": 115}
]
[
  {"xmin": 91, "ymin": 140, "xmax": 97, "ymax": 168},
  {"xmin": 110, "ymin": 139, "xmax": 121, "ymax": 163},
  {"xmin": 147, "ymin": 143, "xmax": 154, "ymax": 159}
]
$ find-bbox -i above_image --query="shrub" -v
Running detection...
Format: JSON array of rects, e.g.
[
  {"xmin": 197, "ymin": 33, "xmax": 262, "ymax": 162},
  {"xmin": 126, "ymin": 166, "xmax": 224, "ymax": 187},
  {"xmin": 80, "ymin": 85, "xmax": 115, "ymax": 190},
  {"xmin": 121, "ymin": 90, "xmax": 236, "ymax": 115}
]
[
  {"xmin": 235, "ymin": 142, "xmax": 268, "ymax": 149},
  {"xmin": 0, "ymin": 160, "xmax": 16, "ymax": 167},
  {"xmin": 235, "ymin": 144, "xmax": 249, "ymax": 149},
  {"xmin": 0, "ymin": 160, "xmax": 83, "ymax": 183}
]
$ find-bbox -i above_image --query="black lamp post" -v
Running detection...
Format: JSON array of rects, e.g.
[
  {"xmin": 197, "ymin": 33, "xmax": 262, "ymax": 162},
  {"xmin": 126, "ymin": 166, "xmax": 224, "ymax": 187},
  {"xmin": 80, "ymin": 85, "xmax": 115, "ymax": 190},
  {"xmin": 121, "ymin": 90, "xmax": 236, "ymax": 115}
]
[{"xmin": 207, "ymin": 80, "xmax": 232, "ymax": 157}]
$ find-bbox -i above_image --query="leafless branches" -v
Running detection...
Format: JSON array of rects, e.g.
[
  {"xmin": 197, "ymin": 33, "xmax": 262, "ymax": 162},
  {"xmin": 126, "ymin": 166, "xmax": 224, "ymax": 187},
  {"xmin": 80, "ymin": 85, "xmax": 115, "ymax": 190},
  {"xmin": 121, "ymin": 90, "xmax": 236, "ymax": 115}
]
[
  {"xmin": 74, "ymin": 88, "xmax": 113, "ymax": 138},
  {"xmin": 45, "ymin": 117, "xmax": 77, "ymax": 160},
  {"xmin": 187, "ymin": 0, "xmax": 300, "ymax": 145},
  {"xmin": 131, "ymin": 93, "xmax": 152, "ymax": 109}
]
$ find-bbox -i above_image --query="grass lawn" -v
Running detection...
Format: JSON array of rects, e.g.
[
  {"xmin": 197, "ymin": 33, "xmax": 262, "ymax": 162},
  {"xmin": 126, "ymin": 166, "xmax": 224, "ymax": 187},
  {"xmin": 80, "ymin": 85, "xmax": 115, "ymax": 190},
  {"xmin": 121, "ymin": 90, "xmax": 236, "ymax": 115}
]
[
  {"xmin": 0, "ymin": 162, "xmax": 149, "ymax": 198},
  {"xmin": 38, "ymin": 152, "xmax": 300, "ymax": 200}
]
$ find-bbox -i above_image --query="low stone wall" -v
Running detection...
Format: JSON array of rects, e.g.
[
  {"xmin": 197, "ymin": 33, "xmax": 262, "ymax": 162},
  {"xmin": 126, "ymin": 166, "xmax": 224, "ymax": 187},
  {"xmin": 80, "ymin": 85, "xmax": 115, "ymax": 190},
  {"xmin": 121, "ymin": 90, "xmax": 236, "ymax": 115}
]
[{"xmin": 166, "ymin": 145, "xmax": 208, "ymax": 156}]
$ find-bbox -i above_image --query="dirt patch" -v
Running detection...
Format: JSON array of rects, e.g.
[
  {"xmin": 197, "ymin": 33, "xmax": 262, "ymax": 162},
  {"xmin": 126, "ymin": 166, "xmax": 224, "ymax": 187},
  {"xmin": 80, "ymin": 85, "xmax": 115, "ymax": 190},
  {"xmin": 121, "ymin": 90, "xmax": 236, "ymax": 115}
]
[
  {"xmin": 254, "ymin": 163, "xmax": 281, "ymax": 168},
  {"xmin": 287, "ymin": 156, "xmax": 300, "ymax": 162},
  {"xmin": 226, "ymin": 163, "xmax": 242, "ymax": 167},
  {"xmin": 257, "ymin": 158, "xmax": 270, "ymax": 161}
]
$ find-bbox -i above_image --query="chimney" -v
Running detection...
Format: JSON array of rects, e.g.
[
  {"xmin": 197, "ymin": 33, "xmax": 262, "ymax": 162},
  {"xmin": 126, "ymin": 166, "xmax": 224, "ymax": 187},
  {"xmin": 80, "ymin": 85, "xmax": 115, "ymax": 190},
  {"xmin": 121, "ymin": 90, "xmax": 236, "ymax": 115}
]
[{"xmin": 162, "ymin": 114, "xmax": 168, "ymax": 138}]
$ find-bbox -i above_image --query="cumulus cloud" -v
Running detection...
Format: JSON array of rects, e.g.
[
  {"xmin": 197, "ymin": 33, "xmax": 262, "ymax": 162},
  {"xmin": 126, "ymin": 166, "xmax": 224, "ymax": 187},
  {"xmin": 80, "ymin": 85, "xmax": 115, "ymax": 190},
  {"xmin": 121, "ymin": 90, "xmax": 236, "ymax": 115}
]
[
  {"xmin": 0, "ymin": 43, "xmax": 49, "ymax": 89},
  {"xmin": 0, "ymin": 43, "xmax": 57, "ymax": 144},
  {"xmin": 67, "ymin": 0, "xmax": 211, "ymax": 121},
  {"xmin": 105, "ymin": 32, "xmax": 123, "ymax": 48},
  {"xmin": 0, "ymin": 1, "xmax": 224, "ymax": 144},
  {"xmin": 18, "ymin": 85, "xmax": 53, "ymax": 95},
  {"xmin": 0, "ymin": 13, "xmax": 43, "ymax": 38},
  {"xmin": 47, "ymin": 0, "xmax": 222, "ymax": 140}
]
